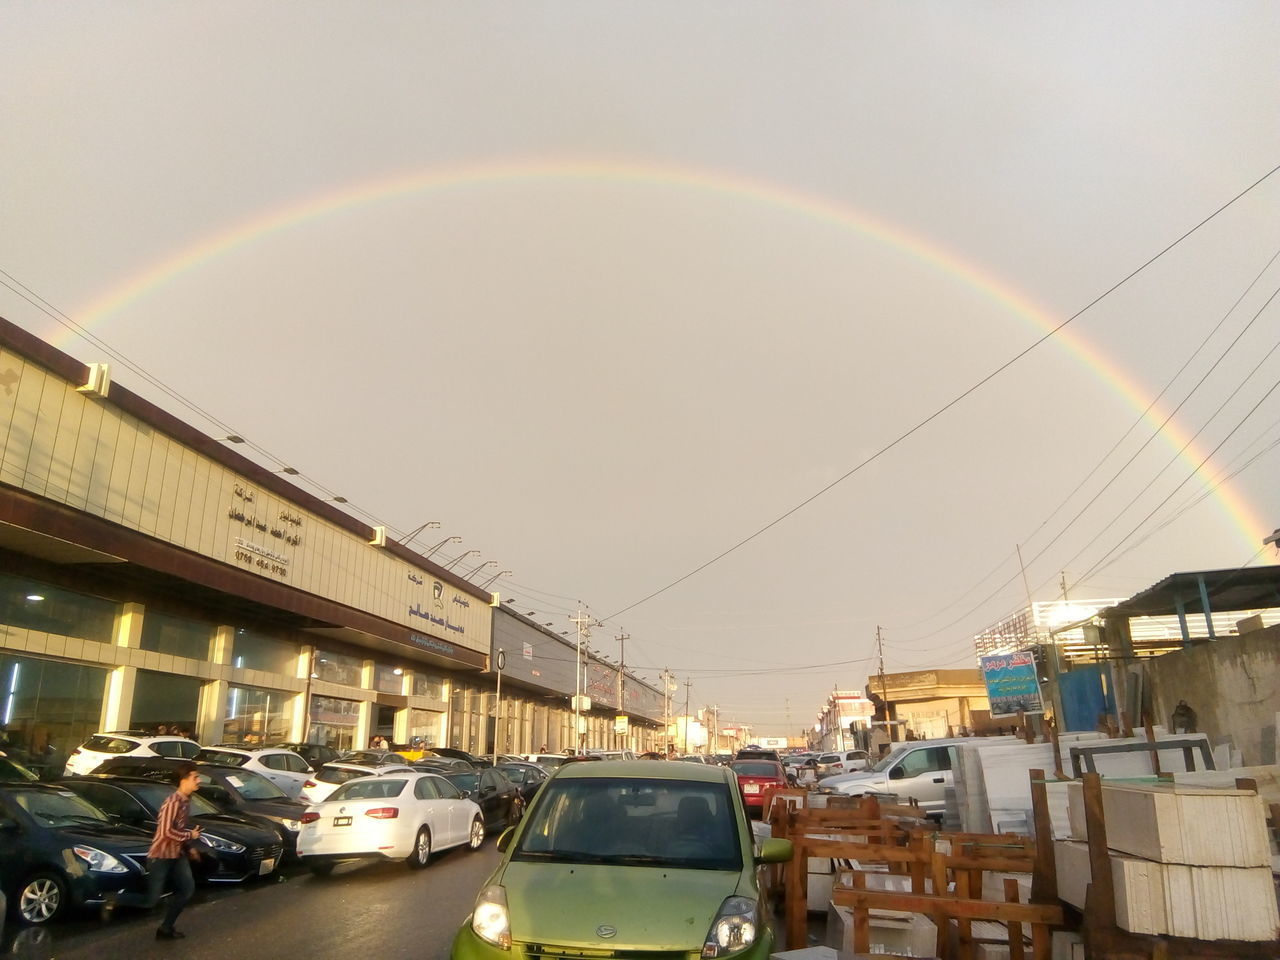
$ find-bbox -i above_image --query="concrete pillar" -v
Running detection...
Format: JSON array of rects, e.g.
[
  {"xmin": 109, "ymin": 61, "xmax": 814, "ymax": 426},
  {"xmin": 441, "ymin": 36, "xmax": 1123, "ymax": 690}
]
[
  {"xmin": 198, "ymin": 680, "xmax": 229, "ymax": 744},
  {"xmin": 100, "ymin": 666, "xmax": 137, "ymax": 731},
  {"xmin": 288, "ymin": 692, "xmax": 308, "ymax": 742},
  {"xmin": 116, "ymin": 603, "xmax": 144, "ymax": 649},
  {"xmin": 354, "ymin": 700, "xmax": 372, "ymax": 750},
  {"xmin": 211, "ymin": 625, "xmax": 234, "ymax": 666},
  {"xmin": 393, "ymin": 706, "xmax": 409, "ymax": 745}
]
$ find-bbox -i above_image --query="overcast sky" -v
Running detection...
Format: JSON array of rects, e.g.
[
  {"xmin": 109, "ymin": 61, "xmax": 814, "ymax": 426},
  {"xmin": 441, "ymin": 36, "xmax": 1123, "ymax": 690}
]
[{"xmin": 3, "ymin": 3, "xmax": 1278, "ymax": 735}]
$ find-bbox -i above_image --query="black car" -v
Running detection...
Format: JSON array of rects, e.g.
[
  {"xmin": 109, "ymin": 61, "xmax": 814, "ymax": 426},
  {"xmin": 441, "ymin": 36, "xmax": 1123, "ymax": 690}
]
[
  {"xmin": 337, "ymin": 750, "xmax": 410, "ymax": 766},
  {"xmin": 410, "ymin": 757, "xmax": 475, "ymax": 773},
  {"xmin": 494, "ymin": 762, "xmax": 549, "ymax": 808},
  {"xmin": 439, "ymin": 768, "xmax": 522, "ymax": 833},
  {"xmin": 272, "ymin": 742, "xmax": 340, "ymax": 769},
  {"xmin": 427, "ymin": 747, "xmax": 483, "ymax": 765},
  {"xmin": 91, "ymin": 757, "xmax": 307, "ymax": 855},
  {"xmin": 58, "ymin": 776, "xmax": 283, "ymax": 883},
  {"xmin": 0, "ymin": 782, "xmax": 152, "ymax": 924}
]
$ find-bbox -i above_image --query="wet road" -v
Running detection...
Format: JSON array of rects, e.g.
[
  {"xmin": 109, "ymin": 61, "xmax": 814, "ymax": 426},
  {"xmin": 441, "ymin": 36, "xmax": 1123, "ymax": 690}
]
[{"xmin": 1, "ymin": 844, "xmax": 501, "ymax": 960}]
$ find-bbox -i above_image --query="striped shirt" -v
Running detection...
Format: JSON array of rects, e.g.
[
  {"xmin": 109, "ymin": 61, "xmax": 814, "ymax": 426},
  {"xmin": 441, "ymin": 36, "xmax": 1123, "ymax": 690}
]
[{"xmin": 148, "ymin": 790, "xmax": 195, "ymax": 860}]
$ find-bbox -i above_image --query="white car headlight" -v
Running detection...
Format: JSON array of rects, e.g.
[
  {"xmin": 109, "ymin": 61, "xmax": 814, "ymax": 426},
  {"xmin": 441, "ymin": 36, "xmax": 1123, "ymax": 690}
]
[
  {"xmin": 701, "ymin": 896, "xmax": 758, "ymax": 958},
  {"xmin": 72, "ymin": 845, "xmax": 128, "ymax": 874},
  {"xmin": 199, "ymin": 833, "xmax": 246, "ymax": 853},
  {"xmin": 471, "ymin": 884, "xmax": 511, "ymax": 949}
]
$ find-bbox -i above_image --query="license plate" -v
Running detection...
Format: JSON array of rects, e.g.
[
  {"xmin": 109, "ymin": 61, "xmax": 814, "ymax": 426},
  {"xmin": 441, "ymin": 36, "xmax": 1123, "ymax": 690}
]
[
  {"xmin": 333, "ymin": 816, "xmax": 352, "ymax": 827},
  {"xmin": 744, "ymin": 784, "xmax": 760, "ymax": 794},
  {"xmin": 259, "ymin": 857, "xmax": 275, "ymax": 875}
]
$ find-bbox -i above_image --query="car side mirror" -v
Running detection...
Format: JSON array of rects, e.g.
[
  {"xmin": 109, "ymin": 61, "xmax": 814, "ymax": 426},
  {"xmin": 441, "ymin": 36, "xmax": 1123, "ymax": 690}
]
[
  {"xmin": 0, "ymin": 817, "xmax": 18, "ymax": 832},
  {"xmin": 754, "ymin": 838, "xmax": 792, "ymax": 864},
  {"xmin": 888, "ymin": 766, "xmax": 905, "ymax": 780},
  {"xmin": 496, "ymin": 826, "xmax": 515, "ymax": 853}
]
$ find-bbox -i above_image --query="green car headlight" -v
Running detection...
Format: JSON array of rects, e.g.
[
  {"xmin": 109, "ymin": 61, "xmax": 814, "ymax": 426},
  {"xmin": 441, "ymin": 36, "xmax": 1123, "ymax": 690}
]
[
  {"xmin": 701, "ymin": 896, "xmax": 758, "ymax": 957},
  {"xmin": 472, "ymin": 884, "xmax": 511, "ymax": 949}
]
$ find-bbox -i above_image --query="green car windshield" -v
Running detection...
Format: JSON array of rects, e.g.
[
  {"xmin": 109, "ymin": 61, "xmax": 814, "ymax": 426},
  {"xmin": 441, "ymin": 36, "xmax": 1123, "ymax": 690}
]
[{"xmin": 512, "ymin": 777, "xmax": 742, "ymax": 871}]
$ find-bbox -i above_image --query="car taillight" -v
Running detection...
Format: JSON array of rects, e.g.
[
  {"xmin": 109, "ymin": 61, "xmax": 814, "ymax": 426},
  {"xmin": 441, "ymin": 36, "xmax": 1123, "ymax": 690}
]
[
  {"xmin": 303, "ymin": 780, "xmax": 317, "ymax": 789},
  {"xmin": 364, "ymin": 807, "xmax": 399, "ymax": 819},
  {"xmin": 300, "ymin": 812, "xmax": 320, "ymax": 824}
]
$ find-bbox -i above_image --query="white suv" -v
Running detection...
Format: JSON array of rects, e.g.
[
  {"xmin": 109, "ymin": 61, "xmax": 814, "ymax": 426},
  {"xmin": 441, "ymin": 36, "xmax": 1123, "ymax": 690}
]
[
  {"xmin": 64, "ymin": 731, "xmax": 200, "ymax": 776},
  {"xmin": 299, "ymin": 760, "xmax": 415, "ymax": 803},
  {"xmin": 195, "ymin": 745, "xmax": 314, "ymax": 799}
]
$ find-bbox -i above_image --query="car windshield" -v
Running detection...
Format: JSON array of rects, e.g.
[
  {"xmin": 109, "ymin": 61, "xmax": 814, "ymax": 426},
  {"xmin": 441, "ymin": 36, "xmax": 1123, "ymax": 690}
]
[
  {"xmin": 865, "ymin": 750, "xmax": 902, "ymax": 774},
  {"xmin": 317, "ymin": 765, "xmax": 371, "ymax": 784},
  {"xmin": 499, "ymin": 767, "xmax": 526, "ymax": 783},
  {"xmin": 0, "ymin": 758, "xmax": 38, "ymax": 782},
  {"xmin": 330, "ymin": 779, "xmax": 406, "ymax": 802},
  {"xmin": 446, "ymin": 773, "xmax": 479, "ymax": 794},
  {"xmin": 13, "ymin": 789, "xmax": 111, "ymax": 826},
  {"xmin": 196, "ymin": 750, "xmax": 250, "ymax": 766},
  {"xmin": 220, "ymin": 768, "xmax": 288, "ymax": 800},
  {"xmin": 513, "ymin": 777, "xmax": 742, "ymax": 871}
]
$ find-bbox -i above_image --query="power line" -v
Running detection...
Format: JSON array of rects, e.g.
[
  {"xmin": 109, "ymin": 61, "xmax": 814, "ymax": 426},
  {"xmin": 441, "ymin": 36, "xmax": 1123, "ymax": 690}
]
[{"xmin": 604, "ymin": 163, "xmax": 1280, "ymax": 622}]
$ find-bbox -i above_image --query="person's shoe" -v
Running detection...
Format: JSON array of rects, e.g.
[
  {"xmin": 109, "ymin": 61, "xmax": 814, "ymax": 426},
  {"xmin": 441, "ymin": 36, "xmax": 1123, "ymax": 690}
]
[{"xmin": 155, "ymin": 928, "xmax": 186, "ymax": 940}]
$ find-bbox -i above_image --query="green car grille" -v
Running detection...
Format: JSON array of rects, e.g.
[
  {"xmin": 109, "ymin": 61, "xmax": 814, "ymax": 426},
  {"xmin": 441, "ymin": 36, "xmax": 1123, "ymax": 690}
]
[{"xmin": 521, "ymin": 946, "xmax": 694, "ymax": 960}]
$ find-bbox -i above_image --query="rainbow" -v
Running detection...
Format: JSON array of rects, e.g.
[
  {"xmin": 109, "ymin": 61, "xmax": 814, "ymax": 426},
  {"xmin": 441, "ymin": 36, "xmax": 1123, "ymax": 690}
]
[{"xmin": 61, "ymin": 157, "xmax": 1269, "ymax": 553}]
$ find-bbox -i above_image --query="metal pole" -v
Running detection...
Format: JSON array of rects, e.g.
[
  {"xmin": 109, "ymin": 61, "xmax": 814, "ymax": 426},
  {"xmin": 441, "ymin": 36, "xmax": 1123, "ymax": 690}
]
[{"xmin": 493, "ymin": 649, "xmax": 504, "ymax": 765}]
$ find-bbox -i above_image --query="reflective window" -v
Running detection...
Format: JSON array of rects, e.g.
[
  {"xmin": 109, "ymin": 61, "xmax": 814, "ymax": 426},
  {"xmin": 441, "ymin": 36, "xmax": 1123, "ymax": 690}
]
[
  {"xmin": 223, "ymin": 686, "xmax": 290, "ymax": 746},
  {"xmin": 0, "ymin": 655, "xmax": 107, "ymax": 779},
  {"xmin": 0, "ymin": 573, "xmax": 117, "ymax": 644},
  {"xmin": 130, "ymin": 670, "xmax": 199, "ymax": 740},
  {"xmin": 374, "ymin": 664, "xmax": 403, "ymax": 694},
  {"xmin": 412, "ymin": 672, "xmax": 443, "ymax": 700},
  {"xmin": 140, "ymin": 611, "xmax": 212, "ymax": 661},
  {"xmin": 231, "ymin": 629, "xmax": 298, "ymax": 675},
  {"xmin": 313, "ymin": 650, "xmax": 363, "ymax": 687},
  {"xmin": 309, "ymin": 695, "xmax": 360, "ymax": 752}
]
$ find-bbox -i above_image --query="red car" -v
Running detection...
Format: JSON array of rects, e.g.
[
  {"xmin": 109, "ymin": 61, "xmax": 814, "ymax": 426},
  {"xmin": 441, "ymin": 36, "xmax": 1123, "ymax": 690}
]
[{"xmin": 731, "ymin": 759, "xmax": 788, "ymax": 817}]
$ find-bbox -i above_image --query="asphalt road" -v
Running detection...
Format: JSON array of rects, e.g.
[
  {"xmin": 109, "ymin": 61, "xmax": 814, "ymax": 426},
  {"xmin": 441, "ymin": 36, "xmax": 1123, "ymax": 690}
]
[{"xmin": 0, "ymin": 844, "xmax": 502, "ymax": 960}]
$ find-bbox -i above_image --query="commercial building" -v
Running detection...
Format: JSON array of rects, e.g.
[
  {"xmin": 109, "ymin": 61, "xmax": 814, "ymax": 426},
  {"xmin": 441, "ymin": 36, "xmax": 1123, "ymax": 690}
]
[{"xmin": 0, "ymin": 318, "xmax": 662, "ymax": 771}]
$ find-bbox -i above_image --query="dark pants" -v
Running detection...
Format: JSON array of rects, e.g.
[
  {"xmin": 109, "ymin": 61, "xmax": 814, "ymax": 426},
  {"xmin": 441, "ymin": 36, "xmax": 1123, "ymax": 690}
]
[{"xmin": 146, "ymin": 856, "xmax": 194, "ymax": 930}]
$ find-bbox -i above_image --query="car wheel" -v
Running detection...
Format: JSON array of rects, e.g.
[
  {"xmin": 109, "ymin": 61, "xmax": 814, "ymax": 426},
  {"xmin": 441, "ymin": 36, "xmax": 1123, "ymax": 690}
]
[
  {"xmin": 467, "ymin": 816, "xmax": 485, "ymax": 851},
  {"xmin": 17, "ymin": 872, "xmax": 66, "ymax": 925},
  {"xmin": 308, "ymin": 861, "xmax": 335, "ymax": 877},
  {"xmin": 407, "ymin": 827, "xmax": 431, "ymax": 869}
]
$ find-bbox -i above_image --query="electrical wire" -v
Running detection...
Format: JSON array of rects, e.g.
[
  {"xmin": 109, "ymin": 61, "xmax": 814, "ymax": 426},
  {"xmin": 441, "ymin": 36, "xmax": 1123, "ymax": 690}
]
[{"xmin": 604, "ymin": 163, "xmax": 1280, "ymax": 622}]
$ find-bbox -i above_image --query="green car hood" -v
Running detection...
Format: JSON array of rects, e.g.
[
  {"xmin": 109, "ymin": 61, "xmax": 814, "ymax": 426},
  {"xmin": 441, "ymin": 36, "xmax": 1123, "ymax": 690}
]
[{"xmin": 500, "ymin": 860, "xmax": 747, "ymax": 950}]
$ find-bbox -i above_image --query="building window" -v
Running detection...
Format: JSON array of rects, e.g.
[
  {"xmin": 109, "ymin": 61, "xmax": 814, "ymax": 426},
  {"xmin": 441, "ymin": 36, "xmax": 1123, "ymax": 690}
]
[
  {"xmin": 412, "ymin": 672, "xmax": 443, "ymax": 700},
  {"xmin": 313, "ymin": 649, "xmax": 363, "ymax": 687},
  {"xmin": 223, "ymin": 685, "xmax": 290, "ymax": 745},
  {"xmin": 131, "ymin": 669, "xmax": 201, "ymax": 738},
  {"xmin": 231, "ymin": 629, "xmax": 298, "ymax": 675},
  {"xmin": 0, "ymin": 654, "xmax": 107, "ymax": 779},
  {"xmin": 407, "ymin": 708, "xmax": 440, "ymax": 748},
  {"xmin": 309, "ymin": 695, "xmax": 360, "ymax": 752},
  {"xmin": 140, "ymin": 611, "xmax": 212, "ymax": 661},
  {"xmin": 0, "ymin": 573, "xmax": 117, "ymax": 645},
  {"xmin": 373, "ymin": 664, "xmax": 402, "ymax": 695}
]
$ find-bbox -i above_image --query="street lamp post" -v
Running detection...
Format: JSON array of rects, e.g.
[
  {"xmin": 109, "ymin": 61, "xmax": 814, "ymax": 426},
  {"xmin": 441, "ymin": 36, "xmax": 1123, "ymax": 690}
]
[
  {"xmin": 493, "ymin": 649, "xmax": 505, "ymax": 765},
  {"xmin": 443, "ymin": 549, "xmax": 480, "ymax": 571}
]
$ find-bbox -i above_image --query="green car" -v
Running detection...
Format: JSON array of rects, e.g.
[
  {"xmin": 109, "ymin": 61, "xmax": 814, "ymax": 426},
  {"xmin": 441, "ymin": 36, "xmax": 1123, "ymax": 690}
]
[{"xmin": 452, "ymin": 760, "xmax": 793, "ymax": 960}]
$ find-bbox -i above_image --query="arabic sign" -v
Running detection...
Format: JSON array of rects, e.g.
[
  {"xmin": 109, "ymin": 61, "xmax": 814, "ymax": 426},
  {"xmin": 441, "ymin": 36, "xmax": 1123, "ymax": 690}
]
[{"xmin": 980, "ymin": 650, "xmax": 1044, "ymax": 718}]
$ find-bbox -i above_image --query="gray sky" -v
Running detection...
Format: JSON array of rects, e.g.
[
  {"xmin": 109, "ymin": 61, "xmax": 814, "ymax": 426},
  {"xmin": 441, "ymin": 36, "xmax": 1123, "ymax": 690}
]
[{"xmin": 3, "ymin": 3, "xmax": 1279, "ymax": 736}]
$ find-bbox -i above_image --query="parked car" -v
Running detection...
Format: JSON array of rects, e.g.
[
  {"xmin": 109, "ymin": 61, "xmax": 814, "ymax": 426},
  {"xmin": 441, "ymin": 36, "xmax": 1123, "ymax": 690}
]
[
  {"xmin": 0, "ymin": 782, "xmax": 152, "ymax": 924},
  {"xmin": 0, "ymin": 758, "xmax": 39, "ymax": 783},
  {"xmin": 451, "ymin": 760, "xmax": 792, "ymax": 960},
  {"xmin": 439, "ymin": 768, "xmax": 523, "ymax": 832},
  {"xmin": 91, "ymin": 757, "xmax": 308, "ymax": 853},
  {"xmin": 583, "ymin": 749, "xmax": 635, "ymax": 761},
  {"xmin": 297, "ymin": 771, "xmax": 484, "ymax": 874},
  {"xmin": 494, "ymin": 762, "xmax": 549, "ymax": 808},
  {"xmin": 194, "ymin": 745, "xmax": 314, "ymax": 798},
  {"xmin": 813, "ymin": 750, "xmax": 872, "ymax": 778},
  {"xmin": 730, "ymin": 759, "xmax": 789, "ymax": 818},
  {"xmin": 411, "ymin": 757, "xmax": 476, "ymax": 773},
  {"xmin": 516, "ymin": 754, "xmax": 566, "ymax": 769},
  {"xmin": 63, "ymin": 732, "xmax": 199, "ymax": 777},
  {"xmin": 734, "ymin": 748, "xmax": 781, "ymax": 762},
  {"xmin": 57, "ymin": 776, "xmax": 283, "ymax": 882},
  {"xmin": 301, "ymin": 761, "xmax": 414, "ymax": 804},
  {"xmin": 338, "ymin": 749, "xmax": 410, "ymax": 766},
  {"xmin": 816, "ymin": 742, "xmax": 962, "ymax": 817},
  {"xmin": 428, "ymin": 747, "xmax": 484, "ymax": 765},
  {"xmin": 272, "ymin": 742, "xmax": 341, "ymax": 769}
]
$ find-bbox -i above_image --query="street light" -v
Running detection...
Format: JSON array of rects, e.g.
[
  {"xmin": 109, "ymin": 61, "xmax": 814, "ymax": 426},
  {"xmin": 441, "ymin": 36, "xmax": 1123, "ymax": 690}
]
[
  {"xmin": 424, "ymin": 536, "xmax": 461, "ymax": 559},
  {"xmin": 479, "ymin": 570, "xmax": 511, "ymax": 590},
  {"xmin": 463, "ymin": 559, "xmax": 497, "ymax": 580},
  {"xmin": 443, "ymin": 549, "xmax": 480, "ymax": 571},
  {"xmin": 396, "ymin": 521, "xmax": 441, "ymax": 545}
]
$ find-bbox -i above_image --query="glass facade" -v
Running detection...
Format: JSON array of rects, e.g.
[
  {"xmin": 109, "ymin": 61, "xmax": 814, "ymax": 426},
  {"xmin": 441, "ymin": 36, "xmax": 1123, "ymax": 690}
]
[
  {"xmin": 407, "ymin": 708, "xmax": 439, "ymax": 747},
  {"xmin": 0, "ymin": 573, "xmax": 117, "ymax": 645},
  {"xmin": 313, "ymin": 649, "xmax": 363, "ymax": 686},
  {"xmin": 222, "ymin": 685, "xmax": 291, "ymax": 745},
  {"xmin": 309, "ymin": 695, "xmax": 360, "ymax": 752},
  {"xmin": 374, "ymin": 664, "xmax": 403, "ymax": 694},
  {"xmin": 231, "ymin": 628, "xmax": 298, "ymax": 675},
  {"xmin": 412, "ymin": 671, "xmax": 443, "ymax": 700},
  {"xmin": 0, "ymin": 653, "xmax": 106, "ymax": 780},
  {"xmin": 140, "ymin": 610, "xmax": 212, "ymax": 661},
  {"xmin": 129, "ymin": 669, "xmax": 200, "ymax": 738}
]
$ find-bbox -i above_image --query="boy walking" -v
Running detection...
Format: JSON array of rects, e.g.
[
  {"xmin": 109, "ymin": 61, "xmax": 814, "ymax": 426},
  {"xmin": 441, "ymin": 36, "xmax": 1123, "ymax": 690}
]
[{"xmin": 146, "ymin": 762, "xmax": 203, "ymax": 939}]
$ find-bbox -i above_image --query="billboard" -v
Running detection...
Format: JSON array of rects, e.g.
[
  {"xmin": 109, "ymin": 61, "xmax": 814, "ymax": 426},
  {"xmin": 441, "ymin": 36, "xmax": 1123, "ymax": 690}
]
[{"xmin": 980, "ymin": 650, "xmax": 1044, "ymax": 718}]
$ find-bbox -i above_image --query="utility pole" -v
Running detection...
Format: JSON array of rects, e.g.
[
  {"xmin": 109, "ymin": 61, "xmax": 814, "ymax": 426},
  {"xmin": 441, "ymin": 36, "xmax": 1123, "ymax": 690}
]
[
  {"xmin": 876, "ymin": 626, "xmax": 891, "ymax": 743},
  {"xmin": 615, "ymin": 633, "xmax": 628, "ymax": 749},
  {"xmin": 570, "ymin": 607, "xmax": 596, "ymax": 754},
  {"xmin": 683, "ymin": 680, "xmax": 692, "ymax": 755},
  {"xmin": 660, "ymin": 668, "xmax": 675, "ymax": 755}
]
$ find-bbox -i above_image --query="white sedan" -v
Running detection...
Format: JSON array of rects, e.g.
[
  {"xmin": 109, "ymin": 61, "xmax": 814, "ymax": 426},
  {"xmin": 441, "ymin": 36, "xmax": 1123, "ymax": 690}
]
[{"xmin": 296, "ymin": 771, "xmax": 484, "ymax": 874}]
